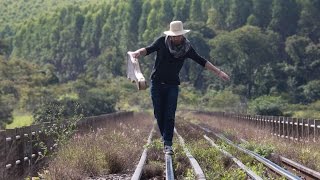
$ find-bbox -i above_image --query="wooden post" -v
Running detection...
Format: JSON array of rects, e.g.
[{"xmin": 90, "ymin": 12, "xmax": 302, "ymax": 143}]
[
  {"xmin": 312, "ymin": 119, "xmax": 316, "ymax": 142},
  {"xmin": 258, "ymin": 115, "xmax": 261, "ymax": 129},
  {"xmin": 5, "ymin": 129, "xmax": 17, "ymax": 178},
  {"xmin": 16, "ymin": 128, "xmax": 24, "ymax": 176},
  {"xmin": 282, "ymin": 116, "xmax": 285, "ymax": 138},
  {"xmin": 274, "ymin": 116, "xmax": 277, "ymax": 135},
  {"xmin": 296, "ymin": 118, "xmax": 299, "ymax": 141},
  {"xmin": 23, "ymin": 126, "xmax": 32, "ymax": 177},
  {"xmin": 30, "ymin": 124, "xmax": 40, "ymax": 173},
  {"xmin": 302, "ymin": 119, "xmax": 305, "ymax": 141},
  {"xmin": 283, "ymin": 117, "xmax": 286, "ymax": 138},
  {"xmin": 282, "ymin": 117, "xmax": 285, "ymax": 138},
  {"xmin": 315, "ymin": 120, "xmax": 320, "ymax": 142},
  {"xmin": 307, "ymin": 118, "xmax": 310, "ymax": 142},
  {"xmin": 271, "ymin": 116, "xmax": 274, "ymax": 135},
  {"xmin": 278, "ymin": 116, "xmax": 281, "ymax": 137},
  {"xmin": 266, "ymin": 116, "xmax": 269, "ymax": 132},
  {"xmin": 266, "ymin": 116, "xmax": 270, "ymax": 131},
  {"xmin": 291, "ymin": 118, "xmax": 294, "ymax": 140},
  {"xmin": 281, "ymin": 117, "xmax": 285, "ymax": 138},
  {"xmin": 286, "ymin": 117, "xmax": 289, "ymax": 139},
  {"xmin": 253, "ymin": 115, "xmax": 255, "ymax": 126},
  {"xmin": 0, "ymin": 130, "xmax": 5, "ymax": 180},
  {"xmin": 285, "ymin": 117, "xmax": 288, "ymax": 139},
  {"xmin": 297, "ymin": 119, "xmax": 302, "ymax": 141},
  {"xmin": 289, "ymin": 118, "xmax": 293, "ymax": 140}
]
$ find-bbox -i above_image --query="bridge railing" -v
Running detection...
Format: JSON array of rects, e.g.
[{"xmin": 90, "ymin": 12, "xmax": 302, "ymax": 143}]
[
  {"xmin": 0, "ymin": 111, "xmax": 133, "ymax": 179},
  {"xmin": 194, "ymin": 111, "xmax": 320, "ymax": 143}
]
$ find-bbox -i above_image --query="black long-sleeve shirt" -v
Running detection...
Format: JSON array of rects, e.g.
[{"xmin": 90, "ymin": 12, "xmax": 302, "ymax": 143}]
[{"xmin": 145, "ymin": 36, "xmax": 208, "ymax": 85}]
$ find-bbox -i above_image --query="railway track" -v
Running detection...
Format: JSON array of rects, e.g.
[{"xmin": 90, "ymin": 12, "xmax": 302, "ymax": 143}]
[
  {"xmin": 197, "ymin": 124, "xmax": 301, "ymax": 179},
  {"xmin": 131, "ymin": 119, "xmax": 319, "ymax": 180},
  {"xmin": 196, "ymin": 123, "xmax": 320, "ymax": 180},
  {"xmin": 279, "ymin": 155, "xmax": 320, "ymax": 180},
  {"xmin": 239, "ymin": 138, "xmax": 320, "ymax": 180},
  {"xmin": 131, "ymin": 126, "xmax": 206, "ymax": 180}
]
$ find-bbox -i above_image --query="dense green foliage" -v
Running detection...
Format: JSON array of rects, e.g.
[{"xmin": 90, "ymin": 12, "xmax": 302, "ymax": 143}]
[
  {"xmin": 248, "ymin": 95, "xmax": 287, "ymax": 116},
  {"xmin": 33, "ymin": 88, "xmax": 117, "ymax": 123},
  {"xmin": 0, "ymin": 0, "xmax": 94, "ymax": 38},
  {"xmin": 0, "ymin": 54, "xmax": 59, "ymax": 128},
  {"xmin": 1, "ymin": 0, "xmax": 320, "ymax": 127}
]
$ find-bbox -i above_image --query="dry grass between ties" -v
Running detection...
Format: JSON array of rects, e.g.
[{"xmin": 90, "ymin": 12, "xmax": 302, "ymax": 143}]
[
  {"xmin": 38, "ymin": 113, "xmax": 153, "ymax": 180},
  {"xmin": 193, "ymin": 113, "xmax": 320, "ymax": 172},
  {"xmin": 175, "ymin": 116, "xmax": 205, "ymax": 140}
]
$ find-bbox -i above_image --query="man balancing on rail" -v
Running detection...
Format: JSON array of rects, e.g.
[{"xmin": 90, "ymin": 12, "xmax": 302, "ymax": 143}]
[{"xmin": 131, "ymin": 21, "xmax": 230, "ymax": 155}]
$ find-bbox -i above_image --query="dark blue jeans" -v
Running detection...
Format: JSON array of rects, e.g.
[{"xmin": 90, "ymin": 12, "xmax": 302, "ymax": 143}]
[{"xmin": 150, "ymin": 81, "xmax": 179, "ymax": 146}]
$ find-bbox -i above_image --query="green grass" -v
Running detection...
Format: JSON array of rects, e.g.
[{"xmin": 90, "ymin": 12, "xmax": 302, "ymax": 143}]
[{"xmin": 6, "ymin": 112, "xmax": 33, "ymax": 129}]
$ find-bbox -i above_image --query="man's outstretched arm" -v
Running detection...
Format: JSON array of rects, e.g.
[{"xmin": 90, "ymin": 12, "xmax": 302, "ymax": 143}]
[{"xmin": 205, "ymin": 61, "xmax": 230, "ymax": 81}]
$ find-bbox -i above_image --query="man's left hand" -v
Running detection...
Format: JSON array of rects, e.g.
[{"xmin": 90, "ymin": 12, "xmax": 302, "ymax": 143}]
[{"xmin": 219, "ymin": 71, "xmax": 230, "ymax": 81}]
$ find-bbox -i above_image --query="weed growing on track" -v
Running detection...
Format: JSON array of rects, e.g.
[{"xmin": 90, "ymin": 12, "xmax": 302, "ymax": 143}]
[
  {"xmin": 191, "ymin": 140, "xmax": 247, "ymax": 179},
  {"xmin": 141, "ymin": 132, "xmax": 196, "ymax": 179},
  {"xmin": 218, "ymin": 140, "xmax": 274, "ymax": 179},
  {"xmin": 146, "ymin": 138, "xmax": 163, "ymax": 161},
  {"xmin": 142, "ymin": 161, "xmax": 163, "ymax": 179},
  {"xmin": 141, "ymin": 133, "xmax": 164, "ymax": 179},
  {"xmin": 38, "ymin": 113, "xmax": 153, "ymax": 179},
  {"xmin": 172, "ymin": 141, "xmax": 195, "ymax": 180},
  {"xmin": 242, "ymin": 141, "xmax": 274, "ymax": 158},
  {"xmin": 175, "ymin": 117, "xmax": 247, "ymax": 179}
]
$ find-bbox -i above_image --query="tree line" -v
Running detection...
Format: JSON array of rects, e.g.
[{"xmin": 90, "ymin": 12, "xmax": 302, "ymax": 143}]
[{"xmin": 1, "ymin": 0, "xmax": 320, "ymax": 127}]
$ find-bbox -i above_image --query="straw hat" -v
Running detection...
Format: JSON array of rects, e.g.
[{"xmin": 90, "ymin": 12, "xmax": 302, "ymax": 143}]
[{"xmin": 163, "ymin": 21, "xmax": 190, "ymax": 36}]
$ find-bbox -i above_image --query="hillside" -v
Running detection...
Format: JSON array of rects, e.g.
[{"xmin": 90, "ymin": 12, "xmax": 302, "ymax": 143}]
[
  {"xmin": 1, "ymin": 0, "xmax": 320, "ymax": 129},
  {"xmin": 5, "ymin": 0, "xmax": 320, "ymax": 93},
  {"xmin": 0, "ymin": 0, "xmax": 96, "ymax": 35}
]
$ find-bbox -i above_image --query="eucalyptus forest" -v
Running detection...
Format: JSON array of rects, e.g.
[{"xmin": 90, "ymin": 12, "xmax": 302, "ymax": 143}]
[{"xmin": 1, "ymin": 0, "xmax": 320, "ymax": 129}]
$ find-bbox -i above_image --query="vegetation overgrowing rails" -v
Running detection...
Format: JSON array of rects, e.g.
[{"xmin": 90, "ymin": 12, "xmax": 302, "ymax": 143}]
[{"xmin": 193, "ymin": 113, "xmax": 320, "ymax": 172}]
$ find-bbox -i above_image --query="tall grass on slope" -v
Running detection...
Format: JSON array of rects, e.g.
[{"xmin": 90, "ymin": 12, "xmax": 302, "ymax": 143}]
[{"xmin": 39, "ymin": 113, "xmax": 153, "ymax": 179}]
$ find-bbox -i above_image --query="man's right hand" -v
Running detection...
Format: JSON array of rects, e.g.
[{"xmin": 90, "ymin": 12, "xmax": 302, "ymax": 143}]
[
  {"xmin": 132, "ymin": 50, "xmax": 141, "ymax": 59},
  {"xmin": 131, "ymin": 48, "xmax": 147, "ymax": 59}
]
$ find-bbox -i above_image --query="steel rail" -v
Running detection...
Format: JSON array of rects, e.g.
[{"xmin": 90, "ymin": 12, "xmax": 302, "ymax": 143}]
[
  {"xmin": 197, "ymin": 125, "xmax": 302, "ymax": 180},
  {"xmin": 279, "ymin": 155, "xmax": 320, "ymax": 179},
  {"xmin": 174, "ymin": 128, "xmax": 206, "ymax": 180},
  {"xmin": 131, "ymin": 124, "xmax": 155, "ymax": 180},
  {"xmin": 165, "ymin": 154, "xmax": 174, "ymax": 180},
  {"xmin": 204, "ymin": 135, "xmax": 263, "ymax": 180},
  {"xmin": 232, "ymin": 131, "xmax": 319, "ymax": 179}
]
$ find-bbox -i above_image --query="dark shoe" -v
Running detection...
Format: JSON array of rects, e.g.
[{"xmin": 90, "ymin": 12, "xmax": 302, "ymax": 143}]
[{"xmin": 164, "ymin": 145, "xmax": 174, "ymax": 155}]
